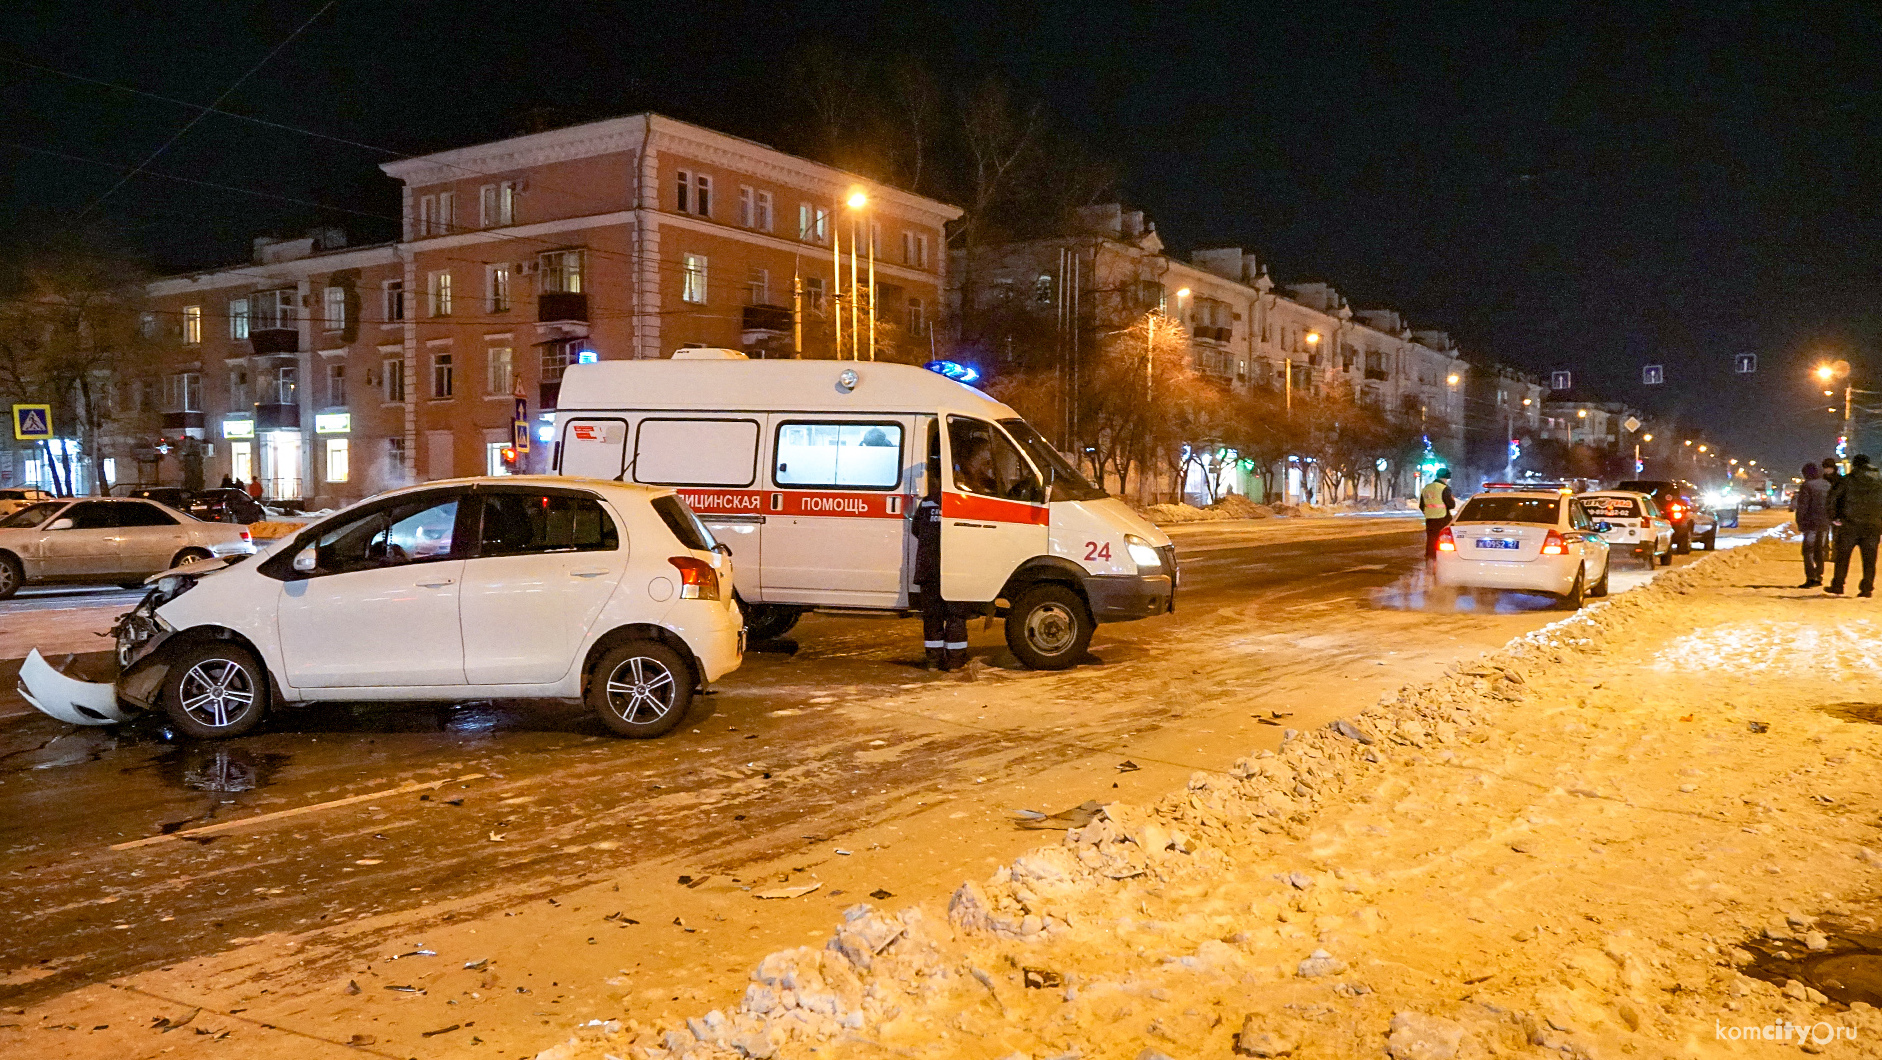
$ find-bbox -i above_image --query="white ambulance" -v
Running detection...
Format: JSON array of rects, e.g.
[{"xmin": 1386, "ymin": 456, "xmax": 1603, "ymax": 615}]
[{"xmin": 548, "ymin": 352, "xmax": 1176, "ymax": 669}]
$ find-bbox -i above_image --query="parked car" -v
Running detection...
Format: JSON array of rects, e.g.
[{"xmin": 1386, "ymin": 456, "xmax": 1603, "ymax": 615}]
[
  {"xmin": 0, "ymin": 497, "xmax": 255, "ymax": 598},
  {"xmin": 1577, "ymin": 490, "xmax": 1673, "ymax": 567},
  {"xmin": 1434, "ymin": 487, "xmax": 1613, "ymax": 607},
  {"xmin": 0, "ymin": 488, "xmax": 55, "ymax": 517},
  {"xmin": 183, "ymin": 487, "xmax": 267, "ymax": 524},
  {"xmin": 1615, "ymin": 480, "xmax": 1720, "ymax": 552},
  {"xmin": 18, "ymin": 477, "xmax": 743, "ymax": 741}
]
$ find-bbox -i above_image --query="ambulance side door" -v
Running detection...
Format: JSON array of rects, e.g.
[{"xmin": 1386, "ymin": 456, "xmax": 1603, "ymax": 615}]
[
  {"xmin": 764, "ymin": 416, "xmax": 913, "ymax": 607},
  {"xmin": 939, "ymin": 415, "xmax": 1049, "ymax": 603}
]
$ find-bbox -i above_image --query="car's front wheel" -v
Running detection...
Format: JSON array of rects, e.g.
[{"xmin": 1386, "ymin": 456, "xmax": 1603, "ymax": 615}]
[
  {"xmin": 589, "ymin": 640, "xmax": 693, "ymax": 738},
  {"xmin": 1004, "ymin": 584, "xmax": 1094, "ymax": 670},
  {"xmin": 162, "ymin": 641, "xmax": 269, "ymax": 739}
]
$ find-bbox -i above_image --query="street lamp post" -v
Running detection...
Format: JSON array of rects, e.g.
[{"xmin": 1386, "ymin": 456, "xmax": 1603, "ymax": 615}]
[{"xmin": 845, "ymin": 191, "xmax": 867, "ymax": 361}]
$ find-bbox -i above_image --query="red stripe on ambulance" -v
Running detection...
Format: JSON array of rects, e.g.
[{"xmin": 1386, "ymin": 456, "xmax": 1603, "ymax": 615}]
[{"xmin": 678, "ymin": 488, "xmax": 911, "ymax": 519}]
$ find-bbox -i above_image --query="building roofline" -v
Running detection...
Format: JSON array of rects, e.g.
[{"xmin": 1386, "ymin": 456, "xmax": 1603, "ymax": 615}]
[{"xmin": 147, "ymin": 240, "xmax": 401, "ymax": 295}]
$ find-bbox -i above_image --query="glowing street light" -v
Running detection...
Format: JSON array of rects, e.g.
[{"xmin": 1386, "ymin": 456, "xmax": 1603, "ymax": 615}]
[
  {"xmin": 1577, "ymin": 408, "xmax": 1588, "ymax": 418},
  {"xmin": 1643, "ymin": 433, "xmax": 1654, "ymax": 442},
  {"xmin": 1446, "ymin": 373, "xmax": 1460, "ymax": 386},
  {"xmin": 1304, "ymin": 331, "xmax": 1321, "ymax": 346},
  {"xmin": 1175, "ymin": 287, "xmax": 1191, "ymax": 299},
  {"xmin": 1698, "ymin": 444, "xmax": 1709, "ymax": 453},
  {"xmin": 846, "ymin": 191, "xmax": 868, "ymax": 210}
]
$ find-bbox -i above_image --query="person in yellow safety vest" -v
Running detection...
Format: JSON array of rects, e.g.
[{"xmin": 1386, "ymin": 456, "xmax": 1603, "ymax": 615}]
[{"xmin": 1421, "ymin": 468, "xmax": 1457, "ymax": 560}]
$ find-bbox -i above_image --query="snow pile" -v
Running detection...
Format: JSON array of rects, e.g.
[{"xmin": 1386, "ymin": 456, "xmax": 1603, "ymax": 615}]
[{"xmin": 568, "ymin": 538, "xmax": 1882, "ymax": 1060}]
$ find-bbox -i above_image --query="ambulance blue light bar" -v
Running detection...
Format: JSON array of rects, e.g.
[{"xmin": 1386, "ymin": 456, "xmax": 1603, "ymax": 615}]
[{"xmin": 924, "ymin": 360, "xmax": 980, "ymax": 384}]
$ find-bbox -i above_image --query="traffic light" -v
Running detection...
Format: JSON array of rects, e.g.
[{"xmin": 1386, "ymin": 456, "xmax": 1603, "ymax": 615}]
[{"xmin": 500, "ymin": 446, "xmax": 519, "ymax": 471}]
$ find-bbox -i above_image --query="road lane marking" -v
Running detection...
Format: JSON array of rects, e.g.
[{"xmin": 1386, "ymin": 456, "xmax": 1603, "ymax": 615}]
[{"xmin": 111, "ymin": 773, "xmax": 486, "ymax": 850}]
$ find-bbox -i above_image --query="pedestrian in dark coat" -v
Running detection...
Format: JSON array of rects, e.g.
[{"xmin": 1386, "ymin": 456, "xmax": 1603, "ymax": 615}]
[
  {"xmin": 1828, "ymin": 455, "xmax": 1882, "ymax": 597},
  {"xmin": 1793, "ymin": 462, "xmax": 1831, "ymax": 588}
]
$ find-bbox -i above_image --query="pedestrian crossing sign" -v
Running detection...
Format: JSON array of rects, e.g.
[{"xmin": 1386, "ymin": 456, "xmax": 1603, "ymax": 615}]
[{"xmin": 11, "ymin": 404, "xmax": 51, "ymax": 441}]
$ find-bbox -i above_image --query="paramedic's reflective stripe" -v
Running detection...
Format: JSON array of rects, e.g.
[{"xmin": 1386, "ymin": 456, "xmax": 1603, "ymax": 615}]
[
  {"xmin": 941, "ymin": 491, "xmax": 1050, "ymax": 525},
  {"xmin": 679, "ymin": 488, "xmax": 909, "ymax": 519}
]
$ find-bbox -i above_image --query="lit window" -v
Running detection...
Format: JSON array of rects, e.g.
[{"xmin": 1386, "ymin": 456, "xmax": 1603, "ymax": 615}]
[
  {"xmin": 540, "ymin": 250, "xmax": 583, "ymax": 294},
  {"xmin": 427, "ymin": 271, "xmax": 452, "ymax": 316},
  {"xmin": 486, "ymin": 264, "xmax": 511, "ymax": 313},
  {"xmin": 681, "ymin": 254, "xmax": 708, "ymax": 304},
  {"xmin": 323, "ymin": 286, "xmax": 346, "ymax": 331},
  {"xmin": 432, "ymin": 350, "xmax": 454, "ymax": 398},
  {"xmin": 798, "ymin": 204, "xmax": 829, "ymax": 244},
  {"xmin": 228, "ymin": 298, "xmax": 249, "ymax": 340},
  {"xmin": 182, "ymin": 305, "xmax": 202, "ymax": 344},
  {"xmin": 325, "ymin": 438, "xmax": 349, "ymax": 482},
  {"xmin": 487, "ymin": 346, "xmax": 513, "ymax": 394}
]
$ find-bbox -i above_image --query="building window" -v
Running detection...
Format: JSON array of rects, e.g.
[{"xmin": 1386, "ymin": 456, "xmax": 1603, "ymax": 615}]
[
  {"xmin": 419, "ymin": 195, "xmax": 436, "ymax": 237},
  {"xmin": 325, "ymin": 438, "xmax": 349, "ymax": 483},
  {"xmin": 1033, "ymin": 274, "xmax": 1053, "ymax": 304},
  {"xmin": 798, "ymin": 204, "xmax": 829, "ymax": 244},
  {"xmin": 479, "ymin": 181, "xmax": 515, "ymax": 227},
  {"xmin": 230, "ymin": 440, "xmax": 252, "ymax": 483},
  {"xmin": 181, "ymin": 305, "xmax": 202, "ymax": 344},
  {"xmin": 437, "ymin": 190, "xmax": 454, "ymax": 235},
  {"xmin": 252, "ymin": 288, "xmax": 295, "ymax": 330},
  {"xmin": 383, "ymin": 280, "xmax": 405, "ymax": 323},
  {"xmin": 804, "ymin": 276, "xmax": 825, "ymax": 313},
  {"xmin": 539, "ymin": 249, "xmax": 583, "ymax": 294},
  {"xmin": 383, "ymin": 357, "xmax": 404, "ymax": 403},
  {"xmin": 487, "ymin": 346, "xmax": 513, "ymax": 394},
  {"xmin": 907, "ymin": 298, "xmax": 924, "ymax": 333},
  {"xmin": 427, "ymin": 270, "xmax": 452, "ymax": 316},
  {"xmin": 738, "ymin": 185, "xmax": 755, "ymax": 227},
  {"xmin": 228, "ymin": 298, "xmax": 249, "ymax": 340},
  {"xmin": 486, "ymin": 264, "xmax": 511, "ymax": 313},
  {"xmin": 747, "ymin": 268, "xmax": 769, "ymax": 305},
  {"xmin": 229, "ymin": 368, "xmax": 249, "ymax": 409},
  {"xmin": 386, "ymin": 436, "xmax": 406, "ymax": 479},
  {"xmin": 756, "ymin": 190, "xmax": 773, "ymax": 231},
  {"xmin": 166, "ymin": 372, "xmax": 202, "ymax": 412},
  {"xmin": 325, "ymin": 362, "xmax": 346, "ymax": 407},
  {"xmin": 275, "ymin": 365, "xmax": 297, "ymax": 405},
  {"xmin": 870, "ymin": 222, "xmax": 881, "ymax": 256},
  {"xmin": 542, "ymin": 341, "xmax": 573, "ymax": 383},
  {"xmin": 681, "ymin": 254, "xmax": 708, "ymax": 304},
  {"xmin": 323, "ymin": 286, "xmax": 346, "ymax": 331},
  {"xmin": 902, "ymin": 232, "xmax": 916, "ymax": 266},
  {"xmin": 432, "ymin": 350, "xmax": 454, "ymax": 398},
  {"xmin": 139, "ymin": 312, "xmax": 157, "ymax": 339},
  {"xmin": 676, "ymin": 170, "xmax": 711, "ymax": 216}
]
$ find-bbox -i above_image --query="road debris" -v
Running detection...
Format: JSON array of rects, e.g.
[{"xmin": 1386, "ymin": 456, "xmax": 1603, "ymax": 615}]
[{"xmin": 752, "ymin": 881, "xmax": 822, "ymax": 900}]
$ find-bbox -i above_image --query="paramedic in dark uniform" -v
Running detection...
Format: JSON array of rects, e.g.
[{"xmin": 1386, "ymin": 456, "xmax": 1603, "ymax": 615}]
[{"xmin": 913, "ymin": 440, "xmax": 991, "ymax": 671}]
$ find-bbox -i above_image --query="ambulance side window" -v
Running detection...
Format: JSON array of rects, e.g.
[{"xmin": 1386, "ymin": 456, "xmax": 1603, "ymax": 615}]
[
  {"xmin": 773, "ymin": 421, "xmax": 904, "ymax": 490},
  {"xmin": 946, "ymin": 417, "xmax": 1042, "ymax": 504}
]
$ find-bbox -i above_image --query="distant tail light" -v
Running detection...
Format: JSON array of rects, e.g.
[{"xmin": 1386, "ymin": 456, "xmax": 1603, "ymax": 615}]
[
  {"xmin": 1541, "ymin": 530, "xmax": 1567, "ymax": 555},
  {"xmin": 239, "ymin": 528, "xmax": 252, "ymax": 544},
  {"xmin": 669, "ymin": 556, "xmax": 721, "ymax": 600},
  {"xmin": 1436, "ymin": 527, "xmax": 1457, "ymax": 552}
]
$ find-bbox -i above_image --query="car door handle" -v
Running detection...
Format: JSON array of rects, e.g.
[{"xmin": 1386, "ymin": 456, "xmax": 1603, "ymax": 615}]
[
  {"xmin": 569, "ymin": 568, "xmax": 611, "ymax": 578},
  {"xmin": 415, "ymin": 577, "xmax": 456, "ymax": 588}
]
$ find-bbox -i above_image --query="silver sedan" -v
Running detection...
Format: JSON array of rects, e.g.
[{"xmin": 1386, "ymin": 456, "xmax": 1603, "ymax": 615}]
[{"xmin": 0, "ymin": 497, "xmax": 256, "ymax": 598}]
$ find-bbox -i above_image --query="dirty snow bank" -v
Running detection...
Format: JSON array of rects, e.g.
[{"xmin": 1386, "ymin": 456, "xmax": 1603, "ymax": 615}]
[
  {"xmin": 1147, "ymin": 495, "xmax": 1413, "ymax": 525},
  {"xmin": 548, "ymin": 538, "xmax": 1882, "ymax": 1060}
]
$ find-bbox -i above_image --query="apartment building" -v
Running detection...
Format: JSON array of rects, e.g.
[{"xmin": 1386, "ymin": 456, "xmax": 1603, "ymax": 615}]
[
  {"xmin": 140, "ymin": 113, "xmax": 961, "ymax": 508},
  {"xmin": 1461, "ymin": 362, "xmax": 1546, "ymax": 484}
]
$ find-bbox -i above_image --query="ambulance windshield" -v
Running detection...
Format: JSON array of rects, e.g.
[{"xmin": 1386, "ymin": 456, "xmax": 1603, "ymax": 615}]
[{"xmin": 1000, "ymin": 420, "xmax": 1107, "ymax": 502}]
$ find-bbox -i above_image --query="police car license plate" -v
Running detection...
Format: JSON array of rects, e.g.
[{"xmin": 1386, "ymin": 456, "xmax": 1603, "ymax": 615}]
[{"xmin": 1474, "ymin": 538, "xmax": 1521, "ymax": 550}]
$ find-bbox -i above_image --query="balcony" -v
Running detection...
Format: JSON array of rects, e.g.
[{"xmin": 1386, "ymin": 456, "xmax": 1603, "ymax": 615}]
[
  {"xmin": 1364, "ymin": 368, "xmax": 1389, "ymax": 381},
  {"xmin": 160, "ymin": 411, "xmax": 205, "ymax": 432},
  {"xmin": 538, "ymin": 291, "xmax": 589, "ymax": 324},
  {"xmin": 250, "ymin": 328, "xmax": 299, "ymax": 355},
  {"xmin": 741, "ymin": 303, "xmax": 792, "ymax": 335},
  {"xmin": 254, "ymin": 403, "xmax": 300, "ymax": 431}
]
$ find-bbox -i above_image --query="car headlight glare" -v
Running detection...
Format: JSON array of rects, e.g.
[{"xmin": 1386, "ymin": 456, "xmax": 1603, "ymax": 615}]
[{"xmin": 1125, "ymin": 534, "xmax": 1162, "ymax": 570}]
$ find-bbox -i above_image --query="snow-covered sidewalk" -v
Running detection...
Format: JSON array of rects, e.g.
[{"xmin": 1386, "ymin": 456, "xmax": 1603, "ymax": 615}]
[{"xmin": 583, "ymin": 535, "xmax": 1882, "ymax": 1060}]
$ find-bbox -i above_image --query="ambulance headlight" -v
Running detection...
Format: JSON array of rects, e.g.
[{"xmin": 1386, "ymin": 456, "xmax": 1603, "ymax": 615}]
[{"xmin": 1125, "ymin": 534, "xmax": 1162, "ymax": 571}]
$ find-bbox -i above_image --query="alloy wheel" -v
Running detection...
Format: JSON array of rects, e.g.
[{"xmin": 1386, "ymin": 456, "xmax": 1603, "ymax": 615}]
[
  {"xmin": 604, "ymin": 655, "xmax": 678, "ymax": 727},
  {"xmin": 177, "ymin": 658, "xmax": 257, "ymax": 730}
]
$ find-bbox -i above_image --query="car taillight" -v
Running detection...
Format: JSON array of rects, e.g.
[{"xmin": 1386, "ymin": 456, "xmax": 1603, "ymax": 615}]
[
  {"xmin": 1436, "ymin": 527, "xmax": 1457, "ymax": 551},
  {"xmin": 239, "ymin": 528, "xmax": 251, "ymax": 543},
  {"xmin": 1541, "ymin": 530, "xmax": 1566, "ymax": 555},
  {"xmin": 1667, "ymin": 503, "xmax": 1684, "ymax": 518},
  {"xmin": 669, "ymin": 556, "xmax": 720, "ymax": 601}
]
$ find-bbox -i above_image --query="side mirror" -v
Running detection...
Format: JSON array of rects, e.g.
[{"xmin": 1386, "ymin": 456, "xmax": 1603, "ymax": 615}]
[
  {"xmin": 45, "ymin": 517, "xmax": 74, "ymax": 531},
  {"xmin": 292, "ymin": 546, "xmax": 318, "ymax": 573},
  {"xmin": 1595, "ymin": 521, "xmax": 1611, "ymax": 533},
  {"xmin": 712, "ymin": 542, "xmax": 733, "ymax": 557}
]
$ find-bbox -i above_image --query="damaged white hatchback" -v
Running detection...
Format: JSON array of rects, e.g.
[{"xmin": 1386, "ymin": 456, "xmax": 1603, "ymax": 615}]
[{"xmin": 19, "ymin": 477, "xmax": 745, "ymax": 740}]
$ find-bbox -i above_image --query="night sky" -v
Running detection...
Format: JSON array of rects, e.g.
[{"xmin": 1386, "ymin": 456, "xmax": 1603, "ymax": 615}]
[{"xmin": 6, "ymin": 0, "xmax": 1879, "ymax": 472}]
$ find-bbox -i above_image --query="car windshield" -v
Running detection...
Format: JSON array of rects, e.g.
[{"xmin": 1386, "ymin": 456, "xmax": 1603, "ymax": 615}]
[
  {"xmin": 1458, "ymin": 496, "xmax": 1561, "ymax": 524},
  {"xmin": 999, "ymin": 419, "xmax": 1107, "ymax": 501},
  {"xmin": 652, "ymin": 494, "xmax": 719, "ymax": 552},
  {"xmin": 0, "ymin": 501, "xmax": 65, "ymax": 529}
]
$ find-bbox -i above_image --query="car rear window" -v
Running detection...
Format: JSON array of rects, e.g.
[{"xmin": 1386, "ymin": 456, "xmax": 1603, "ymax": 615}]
[
  {"xmin": 652, "ymin": 494, "xmax": 719, "ymax": 553},
  {"xmin": 1458, "ymin": 496, "xmax": 1560, "ymax": 524},
  {"xmin": 1579, "ymin": 495, "xmax": 1640, "ymax": 519}
]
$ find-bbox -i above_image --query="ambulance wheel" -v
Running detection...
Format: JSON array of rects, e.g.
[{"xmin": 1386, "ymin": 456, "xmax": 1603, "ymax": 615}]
[
  {"xmin": 743, "ymin": 604, "xmax": 802, "ymax": 642},
  {"xmin": 1005, "ymin": 584, "xmax": 1093, "ymax": 670}
]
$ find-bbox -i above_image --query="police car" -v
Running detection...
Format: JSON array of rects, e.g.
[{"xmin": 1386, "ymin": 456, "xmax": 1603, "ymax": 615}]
[
  {"xmin": 1434, "ymin": 484, "xmax": 1614, "ymax": 607},
  {"xmin": 1578, "ymin": 489, "xmax": 1673, "ymax": 568}
]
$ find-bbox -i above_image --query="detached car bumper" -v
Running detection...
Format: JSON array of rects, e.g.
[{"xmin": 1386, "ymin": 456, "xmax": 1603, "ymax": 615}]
[{"xmin": 17, "ymin": 649, "xmax": 128, "ymax": 726}]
